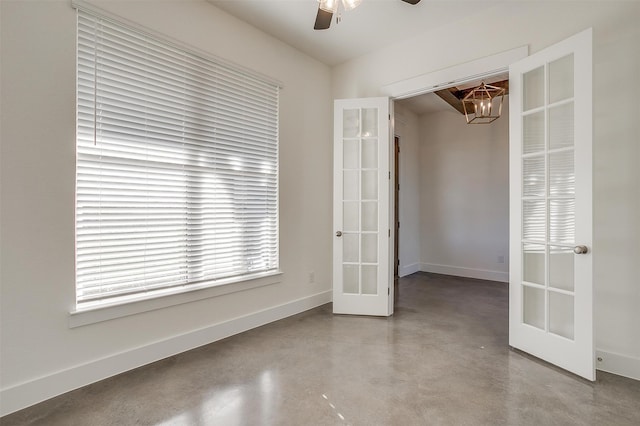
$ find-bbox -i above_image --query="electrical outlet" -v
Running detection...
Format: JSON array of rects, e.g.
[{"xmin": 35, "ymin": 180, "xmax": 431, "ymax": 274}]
[
  {"xmin": 497, "ymin": 255, "xmax": 505, "ymax": 264},
  {"xmin": 308, "ymin": 271, "xmax": 315, "ymax": 284}
]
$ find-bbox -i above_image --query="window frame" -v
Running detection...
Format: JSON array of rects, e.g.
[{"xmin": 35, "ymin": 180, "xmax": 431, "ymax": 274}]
[
  {"xmin": 72, "ymin": 2, "xmax": 282, "ymax": 319},
  {"xmin": 69, "ymin": 271, "xmax": 282, "ymax": 327}
]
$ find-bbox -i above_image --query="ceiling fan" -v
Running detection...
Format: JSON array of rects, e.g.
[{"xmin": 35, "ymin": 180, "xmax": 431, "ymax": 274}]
[{"xmin": 314, "ymin": 0, "xmax": 421, "ymax": 30}]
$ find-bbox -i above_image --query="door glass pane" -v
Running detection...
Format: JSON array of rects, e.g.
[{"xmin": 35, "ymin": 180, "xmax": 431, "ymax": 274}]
[
  {"xmin": 517, "ymin": 41, "xmax": 585, "ymax": 363},
  {"xmin": 361, "ymin": 139, "xmax": 377, "ymax": 169},
  {"xmin": 361, "ymin": 233, "xmax": 377, "ymax": 263},
  {"xmin": 523, "ymin": 200, "xmax": 546, "ymax": 241},
  {"xmin": 523, "ymin": 155, "xmax": 545, "ymax": 197},
  {"xmin": 361, "ymin": 201, "xmax": 377, "ymax": 232},
  {"xmin": 549, "ymin": 103, "xmax": 574, "ymax": 150},
  {"xmin": 523, "ymin": 243, "xmax": 545, "ymax": 285},
  {"xmin": 549, "ymin": 54, "xmax": 574, "ymax": 104},
  {"xmin": 343, "ymin": 202, "xmax": 359, "ymax": 232},
  {"xmin": 343, "ymin": 139, "xmax": 359, "ymax": 169},
  {"xmin": 343, "ymin": 264, "xmax": 359, "ymax": 294},
  {"xmin": 523, "ymin": 66, "xmax": 544, "ymax": 111},
  {"xmin": 523, "ymin": 285, "xmax": 545, "ymax": 330},
  {"xmin": 340, "ymin": 105, "xmax": 382, "ymax": 302},
  {"xmin": 549, "ymin": 246, "xmax": 574, "ymax": 291},
  {"xmin": 523, "ymin": 111, "xmax": 545, "ymax": 154},
  {"xmin": 361, "ymin": 170, "xmax": 378, "ymax": 200},
  {"xmin": 549, "ymin": 199, "xmax": 575, "ymax": 244},
  {"xmin": 343, "ymin": 233, "xmax": 359, "ymax": 263},
  {"xmin": 343, "ymin": 109, "xmax": 359, "ymax": 138},
  {"xmin": 361, "ymin": 108, "xmax": 377, "ymax": 137},
  {"xmin": 549, "ymin": 291, "xmax": 574, "ymax": 340},
  {"xmin": 343, "ymin": 170, "xmax": 359, "ymax": 200},
  {"xmin": 361, "ymin": 265, "xmax": 377, "ymax": 295},
  {"xmin": 549, "ymin": 150, "xmax": 575, "ymax": 196}
]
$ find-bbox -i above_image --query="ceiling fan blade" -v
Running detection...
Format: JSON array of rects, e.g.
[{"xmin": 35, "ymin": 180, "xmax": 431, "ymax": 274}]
[
  {"xmin": 401, "ymin": 0, "xmax": 421, "ymax": 4},
  {"xmin": 314, "ymin": 7, "xmax": 333, "ymax": 30}
]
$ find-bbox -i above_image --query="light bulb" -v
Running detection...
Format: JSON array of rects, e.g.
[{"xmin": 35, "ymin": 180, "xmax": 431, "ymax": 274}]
[
  {"xmin": 342, "ymin": 0, "xmax": 363, "ymax": 11},
  {"xmin": 319, "ymin": 0, "xmax": 338, "ymax": 13}
]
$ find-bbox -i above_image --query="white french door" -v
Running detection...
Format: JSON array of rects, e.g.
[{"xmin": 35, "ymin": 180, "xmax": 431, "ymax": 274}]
[
  {"xmin": 333, "ymin": 97, "xmax": 392, "ymax": 316},
  {"xmin": 509, "ymin": 29, "xmax": 594, "ymax": 380}
]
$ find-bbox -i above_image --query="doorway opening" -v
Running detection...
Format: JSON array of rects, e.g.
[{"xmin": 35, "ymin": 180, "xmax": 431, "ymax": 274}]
[
  {"xmin": 392, "ymin": 75, "xmax": 510, "ymax": 303},
  {"xmin": 382, "ymin": 47, "xmax": 527, "ymax": 305}
]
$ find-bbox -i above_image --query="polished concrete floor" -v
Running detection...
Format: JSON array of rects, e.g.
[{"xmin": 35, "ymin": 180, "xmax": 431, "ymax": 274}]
[{"xmin": 3, "ymin": 272, "xmax": 640, "ymax": 425}]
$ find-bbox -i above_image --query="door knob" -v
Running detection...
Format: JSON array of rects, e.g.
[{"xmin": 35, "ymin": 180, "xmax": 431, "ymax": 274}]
[
  {"xmin": 573, "ymin": 245, "xmax": 588, "ymax": 254},
  {"xmin": 336, "ymin": 231, "xmax": 342, "ymax": 237}
]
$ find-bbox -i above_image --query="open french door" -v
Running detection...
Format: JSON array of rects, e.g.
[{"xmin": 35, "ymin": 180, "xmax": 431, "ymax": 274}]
[
  {"xmin": 509, "ymin": 29, "xmax": 594, "ymax": 380},
  {"xmin": 333, "ymin": 97, "xmax": 392, "ymax": 316}
]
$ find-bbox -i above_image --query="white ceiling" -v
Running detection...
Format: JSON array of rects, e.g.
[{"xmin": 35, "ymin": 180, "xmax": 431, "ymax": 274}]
[
  {"xmin": 207, "ymin": 1, "xmax": 510, "ymax": 115},
  {"xmin": 208, "ymin": 0, "xmax": 501, "ymax": 66}
]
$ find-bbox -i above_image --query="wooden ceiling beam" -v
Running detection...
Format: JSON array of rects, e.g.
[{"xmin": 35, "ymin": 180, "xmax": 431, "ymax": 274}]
[
  {"xmin": 434, "ymin": 88, "xmax": 466, "ymax": 115},
  {"xmin": 434, "ymin": 80, "xmax": 509, "ymax": 116}
]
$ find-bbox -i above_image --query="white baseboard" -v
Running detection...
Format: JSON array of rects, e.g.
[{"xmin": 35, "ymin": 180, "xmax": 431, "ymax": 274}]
[
  {"xmin": 399, "ymin": 262, "xmax": 420, "ymax": 277},
  {"xmin": 0, "ymin": 290, "xmax": 332, "ymax": 417},
  {"xmin": 596, "ymin": 350, "xmax": 640, "ymax": 381},
  {"xmin": 420, "ymin": 262, "xmax": 509, "ymax": 283}
]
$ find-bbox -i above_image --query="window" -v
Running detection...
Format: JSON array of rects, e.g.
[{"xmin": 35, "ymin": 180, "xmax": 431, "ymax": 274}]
[{"xmin": 75, "ymin": 8, "xmax": 279, "ymax": 308}]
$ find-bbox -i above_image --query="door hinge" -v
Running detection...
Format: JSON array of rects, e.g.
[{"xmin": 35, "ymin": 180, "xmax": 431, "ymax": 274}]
[
  {"xmin": 388, "ymin": 287, "xmax": 390, "ymax": 295},
  {"xmin": 388, "ymin": 171, "xmax": 391, "ymax": 179},
  {"xmin": 397, "ymin": 221, "xmax": 400, "ymax": 229},
  {"xmin": 388, "ymin": 229, "xmax": 391, "ymax": 237},
  {"xmin": 389, "ymin": 114, "xmax": 391, "ymax": 121}
]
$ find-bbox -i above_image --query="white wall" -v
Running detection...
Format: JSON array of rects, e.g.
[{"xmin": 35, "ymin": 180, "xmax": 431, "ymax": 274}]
[
  {"xmin": 393, "ymin": 103, "xmax": 421, "ymax": 277},
  {"xmin": 332, "ymin": 1, "xmax": 640, "ymax": 379},
  {"xmin": 0, "ymin": 0, "xmax": 333, "ymax": 415},
  {"xmin": 418, "ymin": 101, "xmax": 509, "ymax": 282}
]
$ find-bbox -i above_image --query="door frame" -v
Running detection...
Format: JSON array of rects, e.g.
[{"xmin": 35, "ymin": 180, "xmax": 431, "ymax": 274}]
[
  {"xmin": 393, "ymin": 135, "xmax": 400, "ymax": 306},
  {"xmin": 381, "ymin": 46, "xmax": 528, "ymax": 307}
]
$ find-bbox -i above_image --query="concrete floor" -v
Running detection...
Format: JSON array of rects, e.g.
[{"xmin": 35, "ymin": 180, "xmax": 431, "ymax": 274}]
[{"xmin": 3, "ymin": 272, "xmax": 640, "ymax": 425}]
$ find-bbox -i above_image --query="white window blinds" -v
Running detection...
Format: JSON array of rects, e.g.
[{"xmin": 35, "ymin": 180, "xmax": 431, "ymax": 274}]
[{"xmin": 75, "ymin": 9, "xmax": 279, "ymax": 306}]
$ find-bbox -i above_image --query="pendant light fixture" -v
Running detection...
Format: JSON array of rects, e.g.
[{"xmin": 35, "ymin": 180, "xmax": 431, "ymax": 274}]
[{"xmin": 461, "ymin": 82, "xmax": 506, "ymax": 124}]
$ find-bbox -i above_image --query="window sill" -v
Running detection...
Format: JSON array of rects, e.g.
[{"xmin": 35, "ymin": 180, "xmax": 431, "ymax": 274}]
[{"xmin": 68, "ymin": 271, "xmax": 283, "ymax": 328}]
